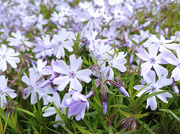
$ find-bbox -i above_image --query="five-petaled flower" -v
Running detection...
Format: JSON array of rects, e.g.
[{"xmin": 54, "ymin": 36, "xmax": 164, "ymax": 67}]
[
  {"xmin": 133, "ymin": 70, "xmax": 173, "ymax": 110},
  {"xmin": 53, "ymin": 54, "xmax": 92, "ymax": 92}
]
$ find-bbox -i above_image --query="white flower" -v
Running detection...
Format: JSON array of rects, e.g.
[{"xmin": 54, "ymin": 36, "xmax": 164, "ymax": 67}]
[
  {"xmin": 29, "ymin": 59, "xmax": 48, "ymax": 79},
  {"xmin": 22, "ymin": 71, "xmax": 46, "ymax": 105},
  {"xmin": 136, "ymin": 44, "xmax": 169, "ymax": 77},
  {"xmin": 0, "ymin": 75, "xmax": 17, "ymax": 108},
  {"xmin": 50, "ymin": 11, "xmax": 67, "ymax": 26},
  {"xmin": 101, "ymin": 52, "xmax": 127, "ymax": 80},
  {"xmin": 134, "ymin": 70, "xmax": 173, "ymax": 110},
  {"xmin": 0, "ymin": 45, "xmax": 20, "ymax": 71},
  {"xmin": 163, "ymin": 47, "xmax": 180, "ymax": 81},
  {"xmin": 51, "ymin": 28, "xmax": 75, "ymax": 59},
  {"xmin": 33, "ymin": 34, "xmax": 53, "ymax": 59},
  {"xmin": 8, "ymin": 30, "xmax": 33, "ymax": 52},
  {"xmin": 42, "ymin": 92, "xmax": 67, "ymax": 127},
  {"xmin": 53, "ymin": 54, "xmax": 92, "ymax": 92}
]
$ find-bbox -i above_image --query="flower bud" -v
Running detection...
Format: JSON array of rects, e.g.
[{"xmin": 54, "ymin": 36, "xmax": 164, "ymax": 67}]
[
  {"xmin": 173, "ymin": 82, "xmax": 179, "ymax": 94},
  {"xmin": 119, "ymin": 86, "xmax": 129, "ymax": 98},
  {"xmin": 102, "ymin": 101, "xmax": 107, "ymax": 115}
]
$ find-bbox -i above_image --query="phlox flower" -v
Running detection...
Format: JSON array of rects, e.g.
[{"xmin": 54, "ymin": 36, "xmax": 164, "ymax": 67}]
[
  {"xmin": 101, "ymin": 52, "xmax": 127, "ymax": 80},
  {"xmin": 29, "ymin": 59, "xmax": 47, "ymax": 79},
  {"xmin": 50, "ymin": 11, "xmax": 67, "ymax": 26},
  {"xmin": 75, "ymin": 5, "xmax": 103, "ymax": 32},
  {"xmin": 33, "ymin": 34, "xmax": 53, "ymax": 59},
  {"xmin": 62, "ymin": 90, "xmax": 89, "ymax": 121},
  {"xmin": 147, "ymin": 35, "xmax": 179, "ymax": 52},
  {"xmin": 84, "ymin": 30, "xmax": 99, "ymax": 50},
  {"xmin": 53, "ymin": 54, "xmax": 92, "ymax": 92},
  {"xmin": 0, "ymin": 75, "xmax": 17, "ymax": 108},
  {"xmin": 0, "ymin": 44, "xmax": 20, "ymax": 72},
  {"xmin": 133, "ymin": 70, "xmax": 172, "ymax": 110},
  {"xmin": 35, "ymin": 14, "xmax": 48, "ymax": 32},
  {"xmin": 42, "ymin": 92, "xmax": 67, "ymax": 127},
  {"xmin": 163, "ymin": 47, "xmax": 180, "ymax": 81},
  {"xmin": 136, "ymin": 44, "xmax": 168, "ymax": 77},
  {"xmin": 22, "ymin": 71, "xmax": 46, "ymax": 105},
  {"xmin": 51, "ymin": 28, "xmax": 75, "ymax": 59},
  {"xmin": 8, "ymin": 30, "xmax": 33, "ymax": 52}
]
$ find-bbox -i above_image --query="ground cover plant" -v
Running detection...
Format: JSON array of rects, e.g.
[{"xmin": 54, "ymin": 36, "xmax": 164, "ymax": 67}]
[{"xmin": 0, "ymin": 0, "xmax": 180, "ymax": 133}]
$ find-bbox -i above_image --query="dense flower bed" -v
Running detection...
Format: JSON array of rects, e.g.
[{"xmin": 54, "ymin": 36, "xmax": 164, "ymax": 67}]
[{"xmin": 0, "ymin": 0, "xmax": 179, "ymax": 133}]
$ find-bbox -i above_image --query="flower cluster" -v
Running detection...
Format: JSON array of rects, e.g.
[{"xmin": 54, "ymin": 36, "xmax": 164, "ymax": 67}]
[{"xmin": 0, "ymin": 0, "xmax": 179, "ymax": 132}]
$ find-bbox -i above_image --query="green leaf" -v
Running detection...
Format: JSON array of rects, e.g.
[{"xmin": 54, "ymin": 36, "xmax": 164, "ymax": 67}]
[
  {"xmin": 85, "ymin": 111, "xmax": 98, "ymax": 116},
  {"xmin": 104, "ymin": 85, "xmax": 114, "ymax": 95},
  {"xmin": 13, "ymin": 107, "xmax": 35, "ymax": 118},
  {"xmin": 128, "ymin": 68, "xmax": 137, "ymax": 99},
  {"xmin": 0, "ymin": 118, "xmax": 3, "ymax": 134},
  {"xmin": 3, "ymin": 112, "xmax": 9, "ymax": 134},
  {"xmin": 83, "ymin": 118, "xmax": 94, "ymax": 133},
  {"xmin": 61, "ymin": 124, "xmax": 74, "ymax": 134},
  {"xmin": 73, "ymin": 121, "xmax": 93, "ymax": 134},
  {"xmin": 159, "ymin": 109, "xmax": 180, "ymax": 122},
  {"xmin": 137, "ymin": 120, "xmax": 155, "ymax": 134},
  {"xmin": 91, "ymin": 52, "xmax": 98, "ymax": 65},
  {"xmin": 119, "ymin": 110, "xmax": 132, "ymax": 118},
  {"xmin": 109, "ymin": 125, "xmax": 113, "ymax": 134},
  {"xmin": 109, "ymin": 104, "xmax": 130, "ymax": 110},
  {"xmin": 133, "ymin": 113, "xmax": 149, "ymax": 119},
  {"xmin": 52, "ymin": 103, "xmax": 65, "ymax": 123}
]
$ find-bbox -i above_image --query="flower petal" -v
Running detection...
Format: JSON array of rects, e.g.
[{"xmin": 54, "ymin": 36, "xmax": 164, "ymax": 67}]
[
  {"xmin": 69, "ymin": 78, "xmax": 82, "ymax": 92},
  {"xmin": 136, "ymin": 47, "xmax": 150, "ymax": 61},
  {"xmin": 76, "ymin": 69, "xmax": 92, "ymax": 83},
  {"xmin": 53, "ymin": 76, "xmax": 70, "ymax": 91},
  {"xmin": 53, "ymin": 60, "xmax": 70, "ymax": 74},
  {"xmin": 146, "ymin": 96, "xmax": 157, "ymax": 110},
  {"xmin": 70, "ymin": 54, "xmax": 82, "ymax": 71},
  {"xmin": 157, "ymin": 92, "xmax": 172, "ymax": 103},
  {"xmin": 153, "ymin": 64, "xmax": 168, "ymax": 78}
]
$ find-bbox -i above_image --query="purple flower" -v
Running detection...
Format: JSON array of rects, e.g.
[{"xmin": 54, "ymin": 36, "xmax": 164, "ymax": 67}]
[
  {"xmin": 173, "ymin": 81, "xmax": 179, "ymax": 95},
  {"xmin": 119, "ymin": 86, "xmax": 130, "ymax": 98},
  {"xmin": 102, "ymin": 101, "xmax": 107, "ymax": 115},
  {"xmin": 62, "ymin": 91, "xmax": 89, "ymax": 121}
]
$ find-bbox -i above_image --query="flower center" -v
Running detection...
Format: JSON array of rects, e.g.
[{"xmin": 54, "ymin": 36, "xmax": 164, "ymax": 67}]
[
  {"xmin": 29, "ymin": 86, "xmax": 33, "ymax": 90},
  {"xmin": 150, "ymin": 57, "xmax": 156, "ymax": 64},
  {"xmin": 150, "ymin": 86, "xmax": 157, "ymax": 93},
  {"xmin": 98, "ymin": 76, "xmax": 102, "ymax": 82},
  {"xmin": 69, "ymin": 71, "xmax": 76, "ymax": 79},
  {"xmin": 59, "ymin": 41, "xmax": 62, "ymax": 46},
  {"xmin": 2, "ymin": 55, "xmax": 6, "ymax": 59},
  {"xmin": 160, "ymin": 42, "xmax": 164, "ymax": 46},
  {"xmin": 0, "ymin": 90, "xmax": 4, "ymax": 95}
]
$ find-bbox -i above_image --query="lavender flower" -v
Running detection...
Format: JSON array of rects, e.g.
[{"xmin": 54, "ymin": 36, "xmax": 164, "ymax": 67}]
[
  {"xmin": 0, "ymin": 45, "xmax": 20, "ymax": 72},
  {"xmin": 53, "ymin": 54, "xmax": 92, "ymax": 92},
  {"xmin": 62, "ymin": 91, "xmax": 89, "ymax": 121},
  {"xmin": 134, "ymin": 70, "xmax": 172, "ymax": 110},
  {"xmin": 0, "ymin": 75, "xmax": 17, "ymax": 108}
]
